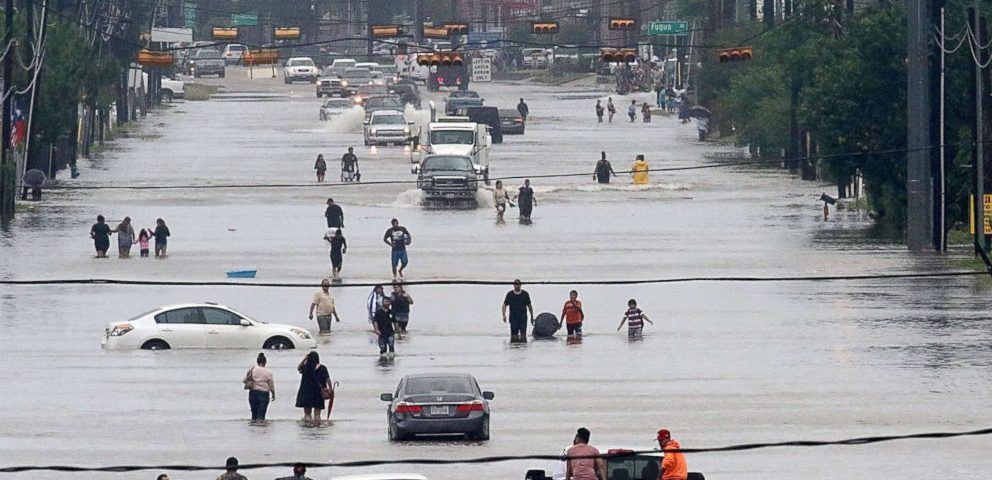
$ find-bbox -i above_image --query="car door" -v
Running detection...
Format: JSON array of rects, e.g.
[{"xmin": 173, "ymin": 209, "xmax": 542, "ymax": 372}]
[
  {"xmin": 153, "ymin": 308, "xmax": 206, "ymax": 348},
  {"xmin": 202, "ymin": 307, "xmax": 254, "ymax": 348}
]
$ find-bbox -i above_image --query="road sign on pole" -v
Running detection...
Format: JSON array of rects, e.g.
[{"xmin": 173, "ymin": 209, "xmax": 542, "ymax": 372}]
[
  {"xmin": 231, "ymin": 14, "xmax": 259, "ymax": 27},
  {"xmin": 648, "ymin": 21, "xmax": 688, "ymax": 36}
]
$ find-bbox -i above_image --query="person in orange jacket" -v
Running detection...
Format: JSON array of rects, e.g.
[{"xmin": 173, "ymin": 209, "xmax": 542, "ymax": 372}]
[{"xmin": 657, "ymin": 428, "xmax": 687, "ymax": 480}]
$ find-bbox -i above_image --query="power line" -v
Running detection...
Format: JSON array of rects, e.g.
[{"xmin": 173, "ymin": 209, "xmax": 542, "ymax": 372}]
[
  {"xmin": 0, "ymin": 271, "xmax": 985, "ymax": 289},
  {"xmin": 0, "ymin": 425, "xmax": 989, "ymax": 473}
]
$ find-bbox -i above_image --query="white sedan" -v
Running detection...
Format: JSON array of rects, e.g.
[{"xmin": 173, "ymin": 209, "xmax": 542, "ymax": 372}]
[{"xmin": 102, "ymin": 303, "xmax": 317, "ymax": 351}]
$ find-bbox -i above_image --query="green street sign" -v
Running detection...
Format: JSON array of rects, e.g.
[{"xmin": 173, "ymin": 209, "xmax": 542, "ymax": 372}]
[
  {"xmin": 183, "ymin": 3, "xmax": 196, "ymax": 28},
  {"xmin": 231, "ymin": 13, "xmax": 259, "ymax": 27},
  {"xmin": 648, "ymin": 21, "xmax": 688, "ymax": 36}
]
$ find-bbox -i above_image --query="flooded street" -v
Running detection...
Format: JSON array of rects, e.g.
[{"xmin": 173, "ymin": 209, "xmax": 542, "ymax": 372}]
[{"xmin": 1, "ymin": 69, "xmax": 990, "ymax": 480}]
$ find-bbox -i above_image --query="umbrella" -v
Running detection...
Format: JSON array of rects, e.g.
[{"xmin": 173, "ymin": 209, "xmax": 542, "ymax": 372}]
[
  {"xmin": 688, "ymin": 105, "xmax": 712, "ymax": 118},
  {"xmin": 22, "ymin": 169, "xmax": 46, "ymax": 187},
  {"xmin": 326, "ymin": 381, "xmax": 340, "ymax": 420}
]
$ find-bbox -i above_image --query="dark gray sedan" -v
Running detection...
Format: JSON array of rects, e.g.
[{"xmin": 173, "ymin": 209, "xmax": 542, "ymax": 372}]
[{"xmin": 381, "ymin": 373, "xmax": 494, "ymax": 441}]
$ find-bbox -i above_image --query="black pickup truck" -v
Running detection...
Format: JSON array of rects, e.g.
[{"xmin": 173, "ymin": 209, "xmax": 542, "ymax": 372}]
[{"xmin": 412, "ymin": 155, "xmax": 481, "ymax": 209}]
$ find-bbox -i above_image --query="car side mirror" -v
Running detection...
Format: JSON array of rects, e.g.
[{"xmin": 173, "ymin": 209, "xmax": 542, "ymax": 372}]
[
  {"xmin": 239, "ymin": 319, "xmax": 251, "ymax": 327},
  {"xmin": 380, "ymin": 393, "xmax": 394, "ymax": 402},
  {"xmin": 483, "ymin": 391, "xmax": 494, "ymax": 400}
]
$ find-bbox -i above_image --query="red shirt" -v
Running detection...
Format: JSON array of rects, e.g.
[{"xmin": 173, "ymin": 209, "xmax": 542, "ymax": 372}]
[
  {"xmin": 566, "ymin": 443, "xmax": 601, "ymax": 480},
  {"xmin": 562, "ymin": 300, "xmax": 584, "ymax": 325}
]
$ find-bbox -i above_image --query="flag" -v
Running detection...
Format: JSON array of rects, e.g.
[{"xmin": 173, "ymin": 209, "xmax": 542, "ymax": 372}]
[{"xmin": 11, "ymin": 100, "xmax": 26, "ymax": 149}]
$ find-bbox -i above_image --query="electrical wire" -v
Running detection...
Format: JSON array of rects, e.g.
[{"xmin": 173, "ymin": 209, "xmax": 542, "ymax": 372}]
[
  {"xmin": 0, "ymin": 425, "xmax": 989, "ymax": 473},
  {"xmin": 0, "ymin": 271, "xmax": 985, "ymax": 288}
]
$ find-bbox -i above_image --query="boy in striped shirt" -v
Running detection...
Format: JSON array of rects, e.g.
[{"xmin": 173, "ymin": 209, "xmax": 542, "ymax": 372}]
[{"xmin": 618, "ymin": 298, "xmax": 653, "ymax": 338}]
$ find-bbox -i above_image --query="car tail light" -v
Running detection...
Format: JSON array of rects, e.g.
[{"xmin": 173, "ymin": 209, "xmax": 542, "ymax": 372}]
[
  {"xmin": 437, "ymin": 76, "xmax": 444, "ymax": 84},
  {"xmin": 515, "ymin": 118, "xmax": 523, "ymax": 123},
  {"xmin": 607, "ymin": 449, "xmax": 634, "ymax": 455},
  {"xmin": 456, "ymin": 401, "xmax": 485, "ymax": 412},
  {"xmin": 109, "ymin": 324, "xmax": 133, "ymax": 336},
  {"xmin": 395, "ymin": 403, "xmax": 423, "ymax": 413}
]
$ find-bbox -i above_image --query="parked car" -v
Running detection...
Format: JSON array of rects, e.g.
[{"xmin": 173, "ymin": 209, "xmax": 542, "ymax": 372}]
[
  {"xmin": 380, "ymin": 373, "xmax": 494, "ymax": 440},
  {"xmin": 284, "ymin": 57, "xmax": 319, "ymax": 84},
  {"xmin": 186, "ymin": 49, "xmax": 225, "ymax": 78},
  {"xmin": 364, "ymin": 109, "xmax": 413, "ymax": 146},
  {"xmin": 159, "ymin": 77, "xmax": 185, "ymax": 102},
  {"xmin": 221, "ymin": 44, "xmax": 246, "ymax": 65},
  {"xmin": 101, "ymin": 303, "xmax": 317, "ymax": 351},
  {"xmin": 499, "ymin": 108, "xmax": 525, "ymax": 134},
  {"xmin": 320, "ymin": 98, "xmax": 355, "ymax": 120}
]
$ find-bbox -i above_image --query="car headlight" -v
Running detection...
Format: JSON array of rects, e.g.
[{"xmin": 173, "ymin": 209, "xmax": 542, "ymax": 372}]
[
  {"xmin": 290, "ymin": 328, "xmax": 312, "ymax": 340},
  {"xmin": 371, "ymin": 128, "xmax": 377, "ymax": 135},
  {"xmin": 404, "ymin": 127, "xmax": 410, "ymax": 135},
  {"xmin": 340, "ymin": 80, "xmax": 348, "ymax": 87},
  {"xmin": 109, "ymin": 324, "xmax": 133, "ymax": 336}
]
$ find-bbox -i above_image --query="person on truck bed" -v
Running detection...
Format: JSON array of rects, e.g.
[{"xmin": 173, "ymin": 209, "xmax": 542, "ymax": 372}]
[{"xmin": 657, "ymin": 428, "xmax": 687, "ymax": 480}]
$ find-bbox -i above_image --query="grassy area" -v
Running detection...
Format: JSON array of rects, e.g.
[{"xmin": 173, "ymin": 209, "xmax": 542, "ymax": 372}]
[
  {"xmin": 530, "ymin": 71, "xmax": 592, "ymax": 85},
  {"xmin": 184, "ymin": 83, "xmax": 219, "ymax": 101}
]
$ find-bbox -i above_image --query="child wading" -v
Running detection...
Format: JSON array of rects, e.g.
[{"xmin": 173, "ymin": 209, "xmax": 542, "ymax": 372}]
[
  {"xmin": 617, "ymin": 299, "xmax": 653, "ymax": 338},
  {"xmin": 137, "ymin": 229, "xmax": 151, "ymax": 257}
]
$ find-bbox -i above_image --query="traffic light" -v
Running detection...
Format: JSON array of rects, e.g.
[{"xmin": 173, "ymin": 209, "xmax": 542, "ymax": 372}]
[
  {"xmin": 609, "ymin": 18, "xmax": 636, "ymax": 30},
  {"xmin": 531, "ymin": 21, "xmax": 559, "ymax": 34},
  {"xmin": 718, "ymin": 47, "xmax": 753, "ymax": 63},
  {"xmin": 439, "ymin": 53, "xmax": 464, "ymax": 66},
  {"xmin": 273, "ymin": 27, "xmax": 301, "ymax": 40},
  {"xmin": 371, "ymin": 24, "xmax": 404, "ymax": 38},
  {"xmin": 212, "ymin": 27, "xmax": 238, "ymax": 40},
  {"xmin": 136, "ymin": 50, "xmax": 174, "ymax": 67},
  {"xmin": 423, "ymin": 26, "xmax": 450, "ymax": 39},
  {"xmin": 600, "ymin": 48, "xmax": 638, "ymax": 63},
  {"xmin": 417, "ymin": 53, "xmax": 439, "ymax": 66},
  {"xmin": 444, "ymin": 23, "xmax": 470, "ymax": 36}
]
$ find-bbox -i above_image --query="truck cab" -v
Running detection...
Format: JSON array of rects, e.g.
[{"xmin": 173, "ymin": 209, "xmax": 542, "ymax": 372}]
[
  {"xmin": 414, "ymin": 119, "xmax": 491, "ymax": 184},
  {"xmin": 411, "ymin": 155, "xmax": 482, "ymax": 209}
]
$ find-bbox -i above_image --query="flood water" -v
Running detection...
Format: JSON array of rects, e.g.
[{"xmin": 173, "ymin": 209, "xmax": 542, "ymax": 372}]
[{"xmin": 1, "ymin": 69, "xmax": 990, "ymax": 480}]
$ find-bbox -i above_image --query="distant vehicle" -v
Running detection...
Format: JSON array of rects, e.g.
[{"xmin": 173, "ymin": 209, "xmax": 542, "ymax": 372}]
[
  {"xmin": 498, "ymin": 108, "xmax": 525, "ymax": 135},
  {"xmin": 456, "ymin": 106, "xmax": 502, "ymax": 144},
  {"xmin": 364, "ymin": 109, "xmax": 413, "ymax": 146},
  {"xmin": 186, "ymin": 49, "xmax": 225, "ymax": 77},
  {"xmin": 414, "ymin": 119, "xmax": 491, "ymax": 184},
  {"xmin": 528, "ymin": 448, "xmax": 706, "ymax": 480},
  {"xmin": 284, "ymin": 57, "xmax": 319, "ymax": 84},
  {"xmin": 521, "ymin": 48, "xmax": 550, "ymax": 69},
  {"xmin": 444, "ymin": 96, "xmax": 483, "ymax": 115},
  {"xmin": 370, "ymin": 70, "xmax": 387, "ymax": 85},
  {"xmin": 328, "ymin": 58, "xmax": 358, "ymax": 77},
  {"xmin": 159, "ymin": 77, "xmax": 185, "ymax": 102},
  {"xmin": 449, "ymin": 90, "xmax": 480, "ymax": 99},
  {"xmin": 380, "ymin": 64, "xmax": 400, "ymax": 85},
  {"xmin": 356, "ymin": 62, "xmax": 383, "ymax": 72},
  {"xmin": 364, "ymin": 95, "xmax": 405, "ymax": 119},
  {"xmin": 101, "ymin": 303, "xmax": 317, "ymax": 351},
  {"xmin": 412, "ymin": 155, "xmax": 483, "ymax": 209},
  {"xmin": 380, "ymin": 373, "xmax": 493, "ymax": 440},
  {"xmin": 290, "ymin": 45, "xmax": 337, "ymax": 69},
  {"xmin": 391, "ymin": 83, "xmax": 421, "ymax": 108},
  {"xmin": 342, "ymin": 68, "xmax": 374, "ymax": 88},
  {"xmin": 221, "ymin": 44, "xmax": 246, "ymax": 65},
  {"xmin": 317, "ymin": 72, "xmax": 349, "ymax": 97},
  {"xmin": 352, "ymin": 84, "xmax": 390, "ymax": 105},
  {"xmin": 320, "ymin": 98, "xmax": 354, "ymax": 120}
]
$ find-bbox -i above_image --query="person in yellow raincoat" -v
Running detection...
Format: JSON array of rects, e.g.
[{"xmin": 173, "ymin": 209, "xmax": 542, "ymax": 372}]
[{"xmin": 631, "ymin": 155, "xmax": 649, "ymax": 185}]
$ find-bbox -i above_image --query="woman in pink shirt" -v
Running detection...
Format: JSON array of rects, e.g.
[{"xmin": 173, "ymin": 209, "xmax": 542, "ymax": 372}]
[{"xmin": 244, "ymin": 353, "xmax": 275, "ymax": 425}]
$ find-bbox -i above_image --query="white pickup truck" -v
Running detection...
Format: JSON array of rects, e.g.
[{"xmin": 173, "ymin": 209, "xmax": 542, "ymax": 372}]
[{"xmin": 413, "ymin": 118, "xmax": 491, "ymax": 184}]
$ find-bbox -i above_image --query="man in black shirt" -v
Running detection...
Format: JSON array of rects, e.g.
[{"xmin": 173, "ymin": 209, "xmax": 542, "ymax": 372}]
[
  {"xmin": 325, "ymin": 198, "xmax": 344, "ymax": 229},
  {"xmin": 383, "ymin": 218, "xmax": 412, "ymax": 279},
  {"xmin": 373, "ymin": 297, "xmax": 396, "ymax": 356},
  {"xmin": 501, "ymin": 279, "xmax": 534, "ymax": 342},
  {"xmin": 514, "ymin": 179, "xmax": 536, "ymax": 221},
  {"xmin": 341, "ymin": 147, "xmax": 360, "ymax": 182},
  {"xmin": 517, "ymin": 98, "xmax": 529, "ymax": 122},
  {"xmin": 593, "ymin": 151, "xmax": 616, "ymax": 184}
]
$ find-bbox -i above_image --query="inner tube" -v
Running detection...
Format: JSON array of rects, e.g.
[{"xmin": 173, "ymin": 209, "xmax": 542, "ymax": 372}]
[{"xmin": 532, "ymin": 312, "xmax": 560, "ymax": 338}]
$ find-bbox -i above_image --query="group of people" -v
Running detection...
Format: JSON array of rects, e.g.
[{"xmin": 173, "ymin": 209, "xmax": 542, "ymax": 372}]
[
  {"xmin": 502, "ymin": 280, "xmax": 655, "ymax": 342},
  {"xmin": 89, "ymin": 215, "xmax": 170, "ymax": 259},
  {"xmin": 594, "ymin": 97, "xmax": 653, "ymax": 123},
  {"xmin": 322, "ymin": 198, "xmax": 413, "ymax": 280},
  {"xmin": 313, "ymin": 147, "xmax": 361, "ymax": 183},
  {"xmin": 593, "ymin": 152, "xmax": 650, "ymax": 185},
  {"xmin": 562, "ymin": 427, "xmax": 687, "ymax": 480},
  {"xmin": 492, "ymin": 179, "xmax": 537, "ymax": 223},
  {"xmin": 243, "ymin": 351, "xmax": 335, "ymax": 428}
]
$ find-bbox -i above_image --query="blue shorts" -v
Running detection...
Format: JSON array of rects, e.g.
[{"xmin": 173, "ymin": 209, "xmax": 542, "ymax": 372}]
[{"xmin": 391, "ymin": 249, "xmax": 408, "ymax": 268}]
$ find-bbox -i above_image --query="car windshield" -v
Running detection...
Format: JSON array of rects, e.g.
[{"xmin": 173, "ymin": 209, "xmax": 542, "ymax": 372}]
[
  {"xmin": 499, "ymin": 109, "xmax": 520, "ymax": 118},
  {"xmin": 367, "ymin": 97, "xmax": 403, "ymax": 108},
  {"xmin": 344, "ymin": 69, "xmax": 372, "ymax": 80},
  {"xmin": 373, "ymin": 115, "xmax": 405, "ymax": 125},
  {"xmin": 324, "ymin": 99, "xmax": 352, "ymax": 108},
  {"xmin": 288, "ymin": 59, "xmax": 315, "ymax": 67},
  {"xmin": 405, "ymin": 376, "xmax": 475, "ymax": 394},
  {"xmin": 358, "ymin": 86, "xmax": 389, "ymax": 96},
  {"xmin": 229, "ymin": 45, "xmax": 245, "ymax": 52},
  {"xmin": 450, "ymin": 91, "xmax": 479, "ymax": 98},
  {"xmin": 430, "ymin": 130, "xmax": 474, "ymax": 145},
  {"xmin": 196, "ymin": 50, "xmax": 221, "ymax": 59},
  {"xmin": 451, "ymin": 99, "xmax": 483, "ymax": 107}
]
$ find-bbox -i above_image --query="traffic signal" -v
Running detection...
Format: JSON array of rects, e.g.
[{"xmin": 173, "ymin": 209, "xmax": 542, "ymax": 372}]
[
  {"xmin": 609, "ymin": 18, "xmax": 636, "ymax": 30},
  {"xmin": 718, "ymin": 47, "xmax": 753, "ymax": 63},
  {"xmin": 531, "ymin": 21, "xmax": 559, "ymax": 34},
  {"xmin": 212, "ymin": 27, "xmax": 238, "ymax": 40},
  {"xmin": 417, "ymin": 53, "xmax": 439, "ymax": 66},
  {"xmin": 444, "ymin": 23, "xmax": 470, "ymax": 36},
  {"xmin": 136, "ymin": 50, "xmax": 174, "ymax": 67},
  {"xmin": 371, "ymin": 24, "xmax": 404, "ymax": 38},
  {"xmin": 600, "ymin": 48, "xmax": 638, "ymax": 63},
  {"xmin": 423, "ymin": 26, "xmax": 450, "ymax": 39},
  {"xmin": 439, "ymin": 53, "xmax": 464, "ymax": 66},
  {"xmin": 273, "ymin": 27, "xmax": 301, "ymax": 40}
]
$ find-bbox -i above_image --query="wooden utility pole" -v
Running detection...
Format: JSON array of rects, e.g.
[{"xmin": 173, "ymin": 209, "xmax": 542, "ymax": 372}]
[
  {"xmin": 906, "ymin": 0, "xmax": 934, "ymax": 251},
  {"xmin": 1, "ymin": 0, "xmax": 16, "ymax": 219}
]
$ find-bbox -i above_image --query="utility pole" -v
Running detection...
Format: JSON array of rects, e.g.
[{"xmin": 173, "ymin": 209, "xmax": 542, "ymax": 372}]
[
  {"xmin": 366, "ymin": 0, "xmax": 373, "ymax": 57},
  {"xmin": 906, "ymin": 0, "xmax": 934, "ymax": 251},
  {"xmin": 970, "ymin": 7, "xmax": 988, "ymax": 253},
  {"xmin": 412, "ymin": 0, "xmax": 422, "ymax": 45},
  {"xmin": 1, "ymin": 0, "xmax": 16, "ymax": 219}
]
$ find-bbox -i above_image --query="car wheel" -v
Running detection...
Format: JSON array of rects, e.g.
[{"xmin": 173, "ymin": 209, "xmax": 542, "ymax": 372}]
[
  {"xmin": 317, "ymin": 92, "xmax": 323, "ymax": 98},
  {"xmin": 159, "ymin": 90, "xmax": 174, "ymax": 102},
  {"xmin": 141, "ymin": 339, "xmax": 171, "ymax": 350},
  {"xmin": 475, "ymin": 417, "xmax": 490, "ymax": 440},
  {"xmin": 263, "ymin": 336, "xmax": 294, "ymax": 350},
  {"xmin": 388, "ymin": 421, "xmax": 406, "ymax": 441}
]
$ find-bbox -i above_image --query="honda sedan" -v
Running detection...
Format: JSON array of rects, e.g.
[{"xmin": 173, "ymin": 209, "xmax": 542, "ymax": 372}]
[{"xmin": 380, "ymin": 373, "xmax": 494, "ymax": 441}]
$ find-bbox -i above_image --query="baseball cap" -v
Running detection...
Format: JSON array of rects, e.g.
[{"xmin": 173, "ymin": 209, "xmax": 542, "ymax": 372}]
[{"xmin": 656, "ymin": 429, "xmax": 671, "ymax": 441}]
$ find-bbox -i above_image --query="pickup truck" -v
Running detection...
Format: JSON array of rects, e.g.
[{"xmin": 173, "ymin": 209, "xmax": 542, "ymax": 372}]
[
  {"xmin": 411, "ymin": 155, "xmax": 482, "ymax": 209},
  {"xmin": 186, "ymin": 49, "xmax": 225, "ymax": 78},
  {"xmin": 159, "ymin": 77, "xmax": 185, "ymax": 102},
  {"xmin": 284, "ymin": 57, "xmax": 319, "ymax": 84},
  {"xmin": 526, "ymin": 448, "xmax": 705, "ymax": 480}
]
